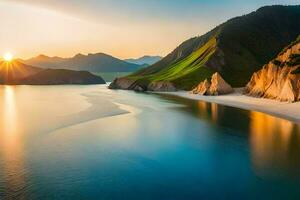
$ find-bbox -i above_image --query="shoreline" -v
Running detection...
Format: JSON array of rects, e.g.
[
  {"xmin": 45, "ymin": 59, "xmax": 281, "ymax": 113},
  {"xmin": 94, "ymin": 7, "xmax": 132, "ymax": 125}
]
[{"xmin": 157, "ymin": 88, "xmax": 300, "ymax": 123}]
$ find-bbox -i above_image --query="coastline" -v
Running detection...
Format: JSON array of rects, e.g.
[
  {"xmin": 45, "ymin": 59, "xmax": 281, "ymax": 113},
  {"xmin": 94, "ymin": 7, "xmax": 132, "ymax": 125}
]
[{"xmin": 157, "ymin": 88, "xmax": 300, "ymax": 123}]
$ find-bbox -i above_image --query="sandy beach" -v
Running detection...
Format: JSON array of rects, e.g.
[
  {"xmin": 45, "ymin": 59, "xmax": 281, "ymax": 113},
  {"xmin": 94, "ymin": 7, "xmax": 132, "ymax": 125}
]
[{"xmin": 159, "ymin": 88, "xmax": 300, "ymax": 123}]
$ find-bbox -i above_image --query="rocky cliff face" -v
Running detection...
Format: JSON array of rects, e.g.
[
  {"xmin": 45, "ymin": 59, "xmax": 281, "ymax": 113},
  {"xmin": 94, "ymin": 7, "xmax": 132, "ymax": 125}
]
[
  {"xmin": 192, "ymin": 73, "xmax": 233, "ymax": 95},
  {"xmin": 148, "ymin": 81, "xmax": 177, "ymax": 92},
  {"xmin": 108, "ymin": 78, "xmax": 136, "ymax": 90},
  {"xmin": 245, "ymin": 38, "xmax": 300, "ymax": 102},
  {"xmin": 109, "ymin": 78, "xmax": 177, "ymax": 92}
]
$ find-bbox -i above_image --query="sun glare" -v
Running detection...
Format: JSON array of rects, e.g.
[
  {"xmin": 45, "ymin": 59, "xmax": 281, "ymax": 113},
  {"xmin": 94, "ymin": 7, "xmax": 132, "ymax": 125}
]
[{"xmin": 3, "ymin": 53, "xmax": 13, "ymax": 62}]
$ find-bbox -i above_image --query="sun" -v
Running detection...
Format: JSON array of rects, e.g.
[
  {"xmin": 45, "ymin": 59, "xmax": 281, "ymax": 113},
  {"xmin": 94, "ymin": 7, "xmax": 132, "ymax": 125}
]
[{"xmin": 3, "ymin": 53, "xmax": 14, "ymax": 62}]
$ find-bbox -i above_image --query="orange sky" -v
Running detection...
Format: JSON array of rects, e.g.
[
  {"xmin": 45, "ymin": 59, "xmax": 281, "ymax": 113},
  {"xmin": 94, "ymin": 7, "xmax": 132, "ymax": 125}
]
[{"xmin": 1, "ymin": 0, "xmax": 298, "ymax": 59}]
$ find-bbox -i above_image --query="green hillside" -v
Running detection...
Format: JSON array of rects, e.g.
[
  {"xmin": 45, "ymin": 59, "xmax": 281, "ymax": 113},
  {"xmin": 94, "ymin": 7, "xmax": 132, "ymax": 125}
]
[
  {"xmin": 130, "ymin": 37, "xmax": 217, "ymax": 89},
  {"xmin": 112, "ymin": 5, "xmax": 300, "ymax": 90}
]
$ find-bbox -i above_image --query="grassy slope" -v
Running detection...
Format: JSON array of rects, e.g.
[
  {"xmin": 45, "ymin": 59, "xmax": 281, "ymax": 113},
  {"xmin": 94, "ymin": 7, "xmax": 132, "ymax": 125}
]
[
  {"xmin": 118, "ymin": 5, "xmax": 300, "ymax": 90},
  {"xmin": 128, "ymin": 37, "xmax": 217, "ymax": 90}
]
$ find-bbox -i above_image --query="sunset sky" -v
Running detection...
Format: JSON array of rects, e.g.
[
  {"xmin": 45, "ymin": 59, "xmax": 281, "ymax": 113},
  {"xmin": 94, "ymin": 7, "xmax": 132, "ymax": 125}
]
[{"xmin": 1, "ymin": 0, "xmax": 299, "ymax": 59}]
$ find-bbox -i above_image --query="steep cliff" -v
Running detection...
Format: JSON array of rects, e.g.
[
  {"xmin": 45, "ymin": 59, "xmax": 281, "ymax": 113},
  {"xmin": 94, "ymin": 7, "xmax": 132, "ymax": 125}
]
[
  {"xmin": 245, "ymin": 37, "xmax": 300, "ymax": 102},
  {"xmin": 192, "ymin": 73, "xmax": 233, "ymax": 95}
]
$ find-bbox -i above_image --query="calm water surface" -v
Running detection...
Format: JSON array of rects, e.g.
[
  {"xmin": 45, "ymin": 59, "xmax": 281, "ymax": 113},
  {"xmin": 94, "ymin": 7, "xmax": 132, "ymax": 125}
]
[{"xmin": 0, "ymin": 85, "xmax": 300, "ymax": 199}]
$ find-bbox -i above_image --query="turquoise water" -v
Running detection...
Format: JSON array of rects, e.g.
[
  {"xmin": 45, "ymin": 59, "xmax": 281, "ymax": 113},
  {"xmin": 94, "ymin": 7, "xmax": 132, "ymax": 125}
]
[{"xmin": 0, "ymin": 85, "xmax": 300, "ymax": 199}]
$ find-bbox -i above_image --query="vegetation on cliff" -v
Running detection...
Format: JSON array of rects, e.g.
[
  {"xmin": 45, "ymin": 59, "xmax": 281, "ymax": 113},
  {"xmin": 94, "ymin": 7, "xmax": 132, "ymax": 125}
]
[{"xmin": 111, "ymin": 5, "xmax": 300, "ymax": 91}]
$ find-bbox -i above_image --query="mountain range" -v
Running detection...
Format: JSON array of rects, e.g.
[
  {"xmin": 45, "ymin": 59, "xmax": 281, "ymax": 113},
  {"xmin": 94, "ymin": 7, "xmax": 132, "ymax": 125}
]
[
  {"xmin": 19, "ymin": 53, "xmax": 151, "ymax": 73},
  {"xmin": 0, "ymin": 60, "xmax": 105, "ymax": 85},
  {"xmin": 110, "ymin": 5, "xmax": 300, "ymax": 91},
  {"xmin": 125, "ymin": 56, "xmax": 162, "ymax": 66}
]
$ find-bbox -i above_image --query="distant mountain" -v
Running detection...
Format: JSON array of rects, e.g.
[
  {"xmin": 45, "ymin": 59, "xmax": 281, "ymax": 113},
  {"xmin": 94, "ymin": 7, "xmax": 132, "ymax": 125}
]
[
  {"xmin": 125, "ymin": 56, "xmax": 162, "ymax": 66},
  {"xmin": 0, "ymin": 60, "xmax": 41, "ymax": 84},
  {"xmin": 19, "ymin": 53, "xmax": 143, "ymax": 73},
  {"xmin": 20, "ymin": 54, "xmax": 65, "ymax": 68},
  {"xmin": 0, "ymin": 60, "xmax": 105, "ymax": 85},
  {"xmin": 110, "ymin": 5, "xmax": 300, "ymax": 91},
  {"xmin": 21, "ymin": 69, "xmax": 105, "ymax": 85}
]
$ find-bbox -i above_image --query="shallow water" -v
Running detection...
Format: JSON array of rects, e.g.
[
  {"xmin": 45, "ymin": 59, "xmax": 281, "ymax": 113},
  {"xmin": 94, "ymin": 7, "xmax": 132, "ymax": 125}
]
[{"xmin": 0, "ymin": 85, "xmax": 300, "ymax": 199}]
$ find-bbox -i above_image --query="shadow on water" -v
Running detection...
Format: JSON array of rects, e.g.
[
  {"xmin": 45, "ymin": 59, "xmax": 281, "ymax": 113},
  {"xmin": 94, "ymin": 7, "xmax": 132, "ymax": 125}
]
[{"xmin": 155, "ymin": 93, "xmax": 300, "ymax": 178}]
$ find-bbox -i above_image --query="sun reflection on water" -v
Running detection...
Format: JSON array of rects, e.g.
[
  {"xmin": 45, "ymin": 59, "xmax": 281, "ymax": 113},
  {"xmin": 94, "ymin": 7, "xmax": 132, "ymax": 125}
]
[
  {"xmin": 3, "ymin": 86, "xmax": 17, "ymax": 133},
  {"xmin": 0, "ymin": 86, "xmax": 26, "ymax": 198}
]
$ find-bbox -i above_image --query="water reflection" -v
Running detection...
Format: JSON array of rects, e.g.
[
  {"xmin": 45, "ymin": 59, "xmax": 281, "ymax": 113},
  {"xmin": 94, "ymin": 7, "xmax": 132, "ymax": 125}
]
[
  {"xmin": 0, "ymin": 86, "xmax": 26, "ymax": 198},
  {"xmin": 249, "ymin": 111, "xmax": 300, "ymax": 178},
  {"xmin": 157, "ymin": 94, "xmax": 300, "ymax": 178},
  {"xmin": 0, "ymin": 86, "xmax": 299, "ymax": 198},
  {"xmin": 157, "ymin": 94, "xmax": 250, "ymax": 132},
  {"xmin": 210, "ymin": 103, "xmax": 219, "ymax": 122},
  {"xmin": 3, "ymin": 86, "xmax": 17, "ymax": 133}
]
